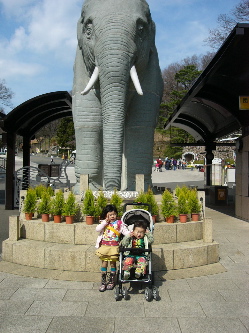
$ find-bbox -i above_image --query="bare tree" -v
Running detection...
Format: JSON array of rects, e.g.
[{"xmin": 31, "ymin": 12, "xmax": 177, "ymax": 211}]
[
  {"xmin": 161, "ymin": 52, "xmax": 214, "ymax": 103},
  {"xmin": 205, "ymin": 0, "xmax": 249, "ymax": 49},
  {"xmin": 0, "ymin": 79, "xmax": 14, "ymax": 112}
]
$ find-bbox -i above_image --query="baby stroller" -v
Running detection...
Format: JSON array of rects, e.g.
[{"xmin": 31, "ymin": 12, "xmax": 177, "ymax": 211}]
[{"xmin": 114, "ymin": 203, "xmax": 159, "ymax": 301}]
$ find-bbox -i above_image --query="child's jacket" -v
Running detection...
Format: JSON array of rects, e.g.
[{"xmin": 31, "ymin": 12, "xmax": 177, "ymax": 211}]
[
  {"xmin": 120, "ymin": 231, "xmax": 154, "ymax": 257},
  {"xmin": 95, "ymin": 219, "xmax": 130, "ymax": 248}
]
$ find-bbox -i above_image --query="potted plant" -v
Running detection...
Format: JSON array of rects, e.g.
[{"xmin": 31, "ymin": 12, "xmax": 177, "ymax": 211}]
[
  {"xmin": 110, "ymin": 189, "xmax": 123, "ymax": 218},
  {"xmin": 134, "ymin": 191, "xmax": 148, "ymax": 210},
  {"xmin": 177, "ymin": 192, "xmax": 189, "ymax": 223},
  {"xmin": 145, "ymin": 188, "xmax": 159, "ymax": 223},
  {"xmin": 51, "ymin": 190, "xmax": 64, "ymax": 223},
  {"xmin": 188, "ymin": 189, "xmax": 201, "ymax": 221},
  {"xmin": 161, "ymin": 189, "xmax": 177, "ymax": 223},
  {"xmin": 95, "ymin": 191, "xmax": 108, "ymax": 222},
  {"xmin": 82, "ymin": 189, "xmax": 96, "ymax": 225},
  {"xmin": 63, "ymin": 192, "xmax": 78, "ymax": 224},
  {"xmin": 37, "ymin": 191, "xmax": 52, "ymax": 222},
  {"xmin": 35, "ymin": 184, "xmax": 54, "ymax": 199},
  {"xmin": 23, "ymin": 188, "xmax": 37, "ymax": 220}
]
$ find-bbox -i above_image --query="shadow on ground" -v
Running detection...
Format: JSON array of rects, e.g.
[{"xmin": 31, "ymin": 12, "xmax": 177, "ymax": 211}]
[{"xmin": 206, "ymin": 203, "xmax": 236, "ymax": 218}]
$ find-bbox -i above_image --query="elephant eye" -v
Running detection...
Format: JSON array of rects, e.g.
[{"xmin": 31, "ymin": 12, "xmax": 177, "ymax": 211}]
[
  {"xmin": 84, "ymin": 21, "xmax": 93, "ymax": 39},
  {"xmin": 138, "ymin": 24, "xmax": 144, "ymax": 34},
  {"xmin": 137, "ymin": 19, "xmax": 146, "ymax": 38}
]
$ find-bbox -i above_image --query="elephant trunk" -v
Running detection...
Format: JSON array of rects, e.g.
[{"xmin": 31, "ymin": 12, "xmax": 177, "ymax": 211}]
[{"xmin": 95, "ymin": 36, "xmax": 136, "ymax": 189}]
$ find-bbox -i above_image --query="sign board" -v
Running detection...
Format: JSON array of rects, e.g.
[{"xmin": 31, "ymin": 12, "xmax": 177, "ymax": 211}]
[
  {"xmin": 38, "ymin": 164, "xmax": 61, "ymax": 177},
  {"xmin": 239, "ymin": 96, "xmax": 249, "ymax": 110},
  {"xmin": 50, "ymin": 164, "xmax": 60, "ymax": 177},
  {"xmin": 38, "ymin": 164, "xmax": 50, "ymax": 177},
  {"xmin": 217, "ymin": 188, "xmax": 226, "ymax": 201}
]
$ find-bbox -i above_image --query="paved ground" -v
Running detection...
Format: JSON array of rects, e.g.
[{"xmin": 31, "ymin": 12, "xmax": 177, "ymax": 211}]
[{"xmin": 0, "ymin": 163, "xmax": 249, "ymax": 332}]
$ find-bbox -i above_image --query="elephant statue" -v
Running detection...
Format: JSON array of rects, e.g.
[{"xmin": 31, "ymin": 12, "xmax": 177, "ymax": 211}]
[{"xmin": 72, "ymin": 0, "xmax": 163, "ymax": 192}]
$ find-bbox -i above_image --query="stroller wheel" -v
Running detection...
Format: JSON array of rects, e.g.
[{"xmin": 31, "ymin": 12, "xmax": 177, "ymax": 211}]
[
  {"xmin": 144, "ymin": 287, "xmax": 153, "ymax": 302},
  {"xmin": 152, "ymin": 286, "xmax": 159, "ymax": 301},
  {"xmin": 122, "ymin": 286, "xmax": 129, "ymax": 300},
  {"xmin": 114, "ymin": 286, "xmax": 121, "ymax": 301}
]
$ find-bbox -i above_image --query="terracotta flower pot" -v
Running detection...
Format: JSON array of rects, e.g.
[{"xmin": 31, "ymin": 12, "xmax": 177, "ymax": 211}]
[
  {"xmin": 152, "ymin": 215, "xmax": 157, "ymax": 223},
  {"xmin": 166, "ymin": 215, "xmax": 174, "ymax": 223},
  {"xmin": 53, "ymin": 215, "xmax": 62, "ymax": 223},
  {"xmin": 191, "ymin": 213, "xmax": 199, "ymax": 221},
  {"xmin": 85, "ymin": 216, "xmax": 94, "ymax": 225},
  {"xmin": 65, "ymin": 215, "xmax": 74, "ymax": 224},
  {"xmin": 42, "ymin": 213, "xmax": 50, "ymax": 222},
  {"xmin": 179, "ymin": 214, "xmax": 187, "ymax": 223},
  {"xmin": 25, "ymin": 213, "xmax": 33, "ymax": 220}
]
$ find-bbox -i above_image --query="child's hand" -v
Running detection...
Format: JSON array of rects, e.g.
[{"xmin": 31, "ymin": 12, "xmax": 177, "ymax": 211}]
[{"xmin": 105, "ymin": 213, "xmax": 111, "ymax": 224}]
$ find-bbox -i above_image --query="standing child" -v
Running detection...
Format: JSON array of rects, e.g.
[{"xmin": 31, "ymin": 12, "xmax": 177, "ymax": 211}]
[
  {"xmin": 95, "ymin": 204, "xmax": 130, "ymax": 292},
  {"xmin": 120, "ymin": 220, "xmax": 154, "ymax": 279}
]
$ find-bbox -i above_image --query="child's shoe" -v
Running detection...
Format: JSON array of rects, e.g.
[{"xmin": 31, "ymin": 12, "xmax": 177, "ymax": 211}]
[
  {"xmin": 106, "ymin": 272, "xmax": 116, "ymax": 290},
  {"xmin": 99, "ymin": 273, "xmax": 107, "ymax": 292},
  {"xmin": 123, "ymin": 270, "xmax": 130, "ymax": 280}
]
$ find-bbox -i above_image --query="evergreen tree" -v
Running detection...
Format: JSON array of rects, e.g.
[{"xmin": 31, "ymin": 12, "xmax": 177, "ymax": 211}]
[{"xmin": 56, "ymin": 117, "xmax": 75, "ymax": 148}]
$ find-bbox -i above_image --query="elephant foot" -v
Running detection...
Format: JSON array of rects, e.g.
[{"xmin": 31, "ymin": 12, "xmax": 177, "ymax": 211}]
[
  {"xmin": 72, "ymin": 183, "xmax": 81, "ymax": 195},
  {"xmin": 73, "ymin": 180, "xmax": 103, "ymax": 195}
]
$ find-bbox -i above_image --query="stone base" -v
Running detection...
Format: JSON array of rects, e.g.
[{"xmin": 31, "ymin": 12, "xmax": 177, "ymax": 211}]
[{"xmin": 2, "ymin": 238, "xmax": 219, "ymax": 272}]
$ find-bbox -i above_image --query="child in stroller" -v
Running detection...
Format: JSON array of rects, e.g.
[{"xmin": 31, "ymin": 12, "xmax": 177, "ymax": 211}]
[
  {"xmin": 121, "ymin": 220, "xmax": 153, "ymax": 280},
  {"xmin": 114, "ymin": 204, "xmax": 159, "ymax": 301}
]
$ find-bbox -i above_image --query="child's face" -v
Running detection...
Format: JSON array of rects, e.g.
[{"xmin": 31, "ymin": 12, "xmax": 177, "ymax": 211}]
[
  {"xmin": 133, "ymin": 226, "xmax": 146, "ymax": 239},
  {"xmin": 106, "ymin": 211, "xmax": 117, "ymax": 222}
]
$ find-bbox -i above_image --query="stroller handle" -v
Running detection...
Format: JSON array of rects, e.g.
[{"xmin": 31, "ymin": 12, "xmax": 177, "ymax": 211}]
[
  {"xmin": 119, "ymin": 247, "xmax": 152, "ymax": 253},
  {"xmin": 123, "ymin": 202, "xmax": 151, "ymax": 213}
]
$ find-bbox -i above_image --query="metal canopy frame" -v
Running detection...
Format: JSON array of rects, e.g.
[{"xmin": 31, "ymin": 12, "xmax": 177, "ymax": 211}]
[
  {"xmin": 164, "ymin": 23, "xmax": 249, "ymax": 142},
  {"xmin": 0, "ymin": 91, "xmax": 72, "ymax": 209}
]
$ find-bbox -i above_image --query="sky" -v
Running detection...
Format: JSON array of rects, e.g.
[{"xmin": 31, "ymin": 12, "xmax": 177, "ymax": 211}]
[{"xmin": 0, "ymin": 0, "xmax": 240, "ymax": 113}]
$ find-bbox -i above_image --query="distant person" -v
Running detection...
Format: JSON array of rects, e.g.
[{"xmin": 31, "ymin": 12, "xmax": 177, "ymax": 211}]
[
  {"xmin": 172, "ymin": 158, "xmax": 177, "ymax": 171},
  {"xmin": 50, "ymin": 155, "xmax": 54, "ymax": 164},
  {"xmin": 156, "ymin": 157, "xmax": 163, "ymax": 172}
]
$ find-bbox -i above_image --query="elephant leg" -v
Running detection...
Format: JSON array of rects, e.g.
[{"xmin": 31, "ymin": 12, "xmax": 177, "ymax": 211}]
[
  {"xmin": 125, "ymin": 92, "xmax": 161, "ymax": 191},
  {"xmin": 72, "ymin": 91, "xmax": 102, "ymax": 192}
]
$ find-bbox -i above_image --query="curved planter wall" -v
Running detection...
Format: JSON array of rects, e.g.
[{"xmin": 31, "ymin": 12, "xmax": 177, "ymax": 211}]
[{"xmin": 2, "ymin": 217, "xmax": 219, "ymax": 273}]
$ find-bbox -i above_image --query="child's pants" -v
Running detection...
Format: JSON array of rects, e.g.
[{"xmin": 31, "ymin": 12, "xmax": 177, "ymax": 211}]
[{"xmin": 123, "ymin": 256, "xmax": 147, "ymax": 274}]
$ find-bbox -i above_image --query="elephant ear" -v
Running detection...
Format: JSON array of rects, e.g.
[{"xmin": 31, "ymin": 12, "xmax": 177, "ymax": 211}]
[
  {"xmin": 144, "ymin": 9, "xmax": 156, "ymax": 51},
  {"xmin": 77, "ymin": 13, "xmax": 85, "ymax": 51}
]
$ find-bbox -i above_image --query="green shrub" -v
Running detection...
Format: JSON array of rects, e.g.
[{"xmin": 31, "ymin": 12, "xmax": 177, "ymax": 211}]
[
  {"xmin": 63, "ymin": 192, "xmax": 78, "ymax": 216},
  {"xmin": 134, "ymin": 192, "xmax": 148, "ymax": 210},
  {"xmin": 35, "ymin": 184, "xmax": 54, "ymax": 198},
  {"xmin": 23, "ymin": 188, "xmax": 37, "ymax": 213},
  {"xmin": 51, "ymin": 190, "xmax": 64, "ymax": 216},
  {"xmin": 95, "ymin": 191, "xmax": 108, "ymax": 218},
  {"xmin": 37, "ymin": 192, "xmax": 51, "ymax": 215},
  {"xmin": 110, "ymin": 190, "xmax": 123, "ymax": 217},
  {"xmin": 177, "ymin": 192, "xmax": 189, "ymax": 215},
  {"xmin": 82, "ymin": 189, "xmax": 95, "ymax": 216},
  {"xmin": 145, "ymin": 188, "xmax": 159, "ymax": 215},
  {"xmin": 188, "ymin": 189, "xmax": 201, "ymax": 214},
  {"xmin": 161, "ymin": 189, "xmax": 177, "ymax": 218}
]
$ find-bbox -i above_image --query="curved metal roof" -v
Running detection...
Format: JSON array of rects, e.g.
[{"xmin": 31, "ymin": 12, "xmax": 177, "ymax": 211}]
[
  {"xmin": 165, "ymin": 23, "xmax": 249, "ymax": 142},
  {"xmin": 0, "ymin": 91, "xmax": 72, "ymax": 138}
]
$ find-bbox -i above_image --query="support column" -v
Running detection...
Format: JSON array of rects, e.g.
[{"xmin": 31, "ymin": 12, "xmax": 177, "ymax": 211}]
[
  {"xmin": 23, "ymin": 135, "xmax": 30, "ymax": 168},
  {"xmin": 22, "ymin": 135, "xmax": 31, "ymax": 190},
  {"xmin": 205, "ymin": 143, "xmax": 215, "ymax": 186},
  {"xmin": 5, "ymin": 132, "xmax": 16, "ymax": 210}
]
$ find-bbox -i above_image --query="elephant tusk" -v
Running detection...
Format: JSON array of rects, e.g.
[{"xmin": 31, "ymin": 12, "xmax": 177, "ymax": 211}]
[
  {"xmin": 130, "ymin": 65, "xmax": 143, "ymax": 95},
  {"xmin": 81, "ymin": 67, "xmax": 99, "ymax": 95}
]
